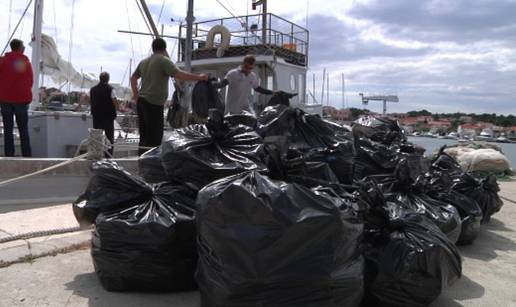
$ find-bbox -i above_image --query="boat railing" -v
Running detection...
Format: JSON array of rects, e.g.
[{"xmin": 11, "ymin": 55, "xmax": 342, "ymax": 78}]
[{"xmin": 178, "ymin": 13, "xmax": 309, "ymax": 66}]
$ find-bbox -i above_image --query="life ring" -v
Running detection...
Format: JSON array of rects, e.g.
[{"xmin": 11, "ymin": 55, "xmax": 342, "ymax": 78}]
[{"xmin": 206, "ymin": 25, "xmax": 231, "ymax": 58}]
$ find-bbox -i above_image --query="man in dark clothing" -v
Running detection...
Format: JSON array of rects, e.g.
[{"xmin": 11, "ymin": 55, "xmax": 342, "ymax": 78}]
[
  {"xmin": 0, "ymin": 39, "xmax": 34, "ymax": 157},
  {"xmin": 130, "ymin": 38, "xmax": 208, "ymax": 155},
  {"xmin": 90, "ymin": 72, "xmax": 118, "ymax": 156}
]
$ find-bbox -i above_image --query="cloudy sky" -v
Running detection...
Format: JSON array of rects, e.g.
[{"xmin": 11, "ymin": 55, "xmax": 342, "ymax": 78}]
[{"xmin": 1, "ymin": 0, "xmax": 515, "ymax": 114}]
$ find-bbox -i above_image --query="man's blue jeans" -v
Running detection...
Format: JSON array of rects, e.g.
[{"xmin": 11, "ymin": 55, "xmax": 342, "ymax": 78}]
[{"xmin": 0, "ymin": 102, "xmax": 32, "ymax": 157}]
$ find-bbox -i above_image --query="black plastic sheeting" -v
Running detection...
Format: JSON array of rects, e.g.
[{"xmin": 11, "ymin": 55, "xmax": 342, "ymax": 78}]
[
  {"xmin": 360, "ymin": 183, "xmax": 462, "ymax": 307},
  {"xmin": 138, "ymin": 146, "xmax": 168, "ymax": 183},
  {"xmin": 161, "ymin": 113, "xmax": 265, "ymax": 190},
  {"xmin": 73, "ymin": 161, "xmax": 153, "ymax": 226},
  {"xmin": 191, "ymin": 80, "xmax": 225, "ymax": 119},
  {"xmin": 196, "ymin": 171, "xmax": 364, "ymax": 307}
]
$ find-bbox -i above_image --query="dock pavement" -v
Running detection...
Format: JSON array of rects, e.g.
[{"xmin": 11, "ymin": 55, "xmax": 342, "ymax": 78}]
[{"xmin": 0, "ymin": 180, "xmax": 515, "ymax": 307}]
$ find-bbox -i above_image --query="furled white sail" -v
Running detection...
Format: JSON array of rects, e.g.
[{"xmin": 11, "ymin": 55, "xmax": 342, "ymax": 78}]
[{"xmin": 38, "ymin": 33, "xmax": 131, "ymax": 100}]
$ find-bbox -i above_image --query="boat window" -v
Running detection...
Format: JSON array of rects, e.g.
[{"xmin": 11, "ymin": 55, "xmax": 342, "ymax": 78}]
[{"xmin": 290, "ymin": 74, "xmax": 296, "ymax": 91}]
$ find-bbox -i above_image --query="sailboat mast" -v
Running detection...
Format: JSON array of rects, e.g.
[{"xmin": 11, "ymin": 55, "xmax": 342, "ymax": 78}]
[
  {"xmin": 31, "ymin": 0, "xmax": 44, "ymax": 107},
  {"xmin": 185, "ymin": 0, "xmax": 195, "ymax": 72},
  {"xmin": 341, "ymin": 73, "xmax": 345, "ymax": 109}
]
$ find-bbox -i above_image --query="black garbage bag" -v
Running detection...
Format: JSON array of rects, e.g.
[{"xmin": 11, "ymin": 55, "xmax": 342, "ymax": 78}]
[
  {"xmin": 426, "ymin": 172, "xmax": 482, "ymax": 245},
  {"xmin": 73, "ymin": 161, "xmax": 152, "ymax": 226},
  {"xmin": 138, "ymin": 146, "xmax": 168, "ymax": 183},
  {"xmin": 360, "ymin": 184, "xmax": 462, "ymax": 307},
  {"xmin": 299, "ymin": 147, "xmax": 355, "ymax": 185},
  {"xmin": 363, "ymin": 213, "xmax": 462, "ymax": 307},
  {"xmin": 266, "ymin": 91, "xmax": 297, "ymax": 107},
  {"xmin": 258, "ymin": 105, "xmax": 354, "ymax": 183},
  {"xmin": 388, "ymin": 193, "xmax": 462, "ymax": 244},
  {"xmin": 353, "ymin": 137, "xmax": 408, "ymax": 180},
  {"xmin": 263, "ymin": 140, "xmax": 340, "ymax": 187},
  {"xmin": 224, "ymin": 112, "xmax": 257, "ymax": 129},
  {"xmin": 167, "ymin": 89, "xmax": 185, "ymax": 128},
  {"xmin": 352, "ymin": 116, "xmax": 406, "ymax": 145},
  {"xmin": 196, "ymin": 171, "xmax": 364, "ymax": 307},
  {"xmin": 430, "ymin": 147, "xmax": 464, "ymax": 175},
  {"xmin": 192, "ymin": 80, "xmax": 225, "ymax": 119},
  {"xmin": 431, "ymin": 190, "xmax": 482, "ymax": 245},
  {"xmin": 258, "ymin": 105, "xmax": 353, "ymax": 151},
  {"xmin": 453, "ymin": 174, "xmax": 503, "ymax": 223},
  {"xmin": 92, "ymin": 182, "xmax": 198, "ymax": 292},
  {"xmin": 161, "ymin": 111, "xmax": 265, "ymax": 190},
  {"xmin": 362, "ymin": 158, "xmax": 462, "ymax": 244}
]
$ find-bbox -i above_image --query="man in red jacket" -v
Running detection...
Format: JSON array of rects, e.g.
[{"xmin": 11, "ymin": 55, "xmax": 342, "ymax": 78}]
[{"xmin": 0, "ymin": 39, "xmax": 33, "ymax": 157}]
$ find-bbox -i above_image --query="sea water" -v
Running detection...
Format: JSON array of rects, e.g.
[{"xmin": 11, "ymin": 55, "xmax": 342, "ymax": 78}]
[{"xmin": 407, "ymin": 136, "xmax": 516, "ymax": 168}]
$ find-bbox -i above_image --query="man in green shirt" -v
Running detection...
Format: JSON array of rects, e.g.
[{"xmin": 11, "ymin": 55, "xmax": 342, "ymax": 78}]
[{"xmin": 130, "ymin": 38, "xmax": 207, "ymax": 154}]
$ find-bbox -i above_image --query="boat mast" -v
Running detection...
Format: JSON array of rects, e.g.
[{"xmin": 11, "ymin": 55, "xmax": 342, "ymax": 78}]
[
  {"xmin": 31, "ymin": 0, "xmax": 44, "ymax": 108},
  {"xmin": 185, "ymin": 0, "xmax": 194, "ymax": 72}
]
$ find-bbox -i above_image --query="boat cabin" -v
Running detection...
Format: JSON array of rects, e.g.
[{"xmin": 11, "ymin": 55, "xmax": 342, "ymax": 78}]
[{"xmin": 175, "ymin": 13, "xmax": 321, "ymax": 114}]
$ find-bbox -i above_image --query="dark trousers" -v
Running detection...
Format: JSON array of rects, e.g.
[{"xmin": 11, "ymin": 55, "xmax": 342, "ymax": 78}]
[
  {"xmin": 137, "ymin": 97, "xmax": 164, "ymax": 155},
  {"xmin": 92, "ymin": 117, "xmax": 115, "ymax": 156},
  {"xmin": 0, "ymin": 102, "xmax": 31, "ymax": 157}
]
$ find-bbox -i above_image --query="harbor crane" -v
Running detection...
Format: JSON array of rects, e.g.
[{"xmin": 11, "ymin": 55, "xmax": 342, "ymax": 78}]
[{"xmin": 359, "ymin": 93, "xmax": 399, "ymax": 115}]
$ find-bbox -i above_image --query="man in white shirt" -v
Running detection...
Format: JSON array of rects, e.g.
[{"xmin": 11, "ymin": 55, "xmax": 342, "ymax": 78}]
[{"xmin": 213, "ymin": 54, "xmax": 273, "ymax": 114}]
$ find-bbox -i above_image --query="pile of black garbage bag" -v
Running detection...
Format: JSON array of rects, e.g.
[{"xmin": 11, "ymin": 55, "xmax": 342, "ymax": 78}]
[
  {"xmin": 73, "ymin": 98, "xmax": 504, "ymax": 306},
  {"xmin": 73, "ymin": 161, "xmax": 198, "ymax": 291}
]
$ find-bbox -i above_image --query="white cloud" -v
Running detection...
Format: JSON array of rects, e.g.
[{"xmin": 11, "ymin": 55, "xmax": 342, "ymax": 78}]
[{"xmin": 0, "ymin": 0, "xmax": 515, "ymax": 114}]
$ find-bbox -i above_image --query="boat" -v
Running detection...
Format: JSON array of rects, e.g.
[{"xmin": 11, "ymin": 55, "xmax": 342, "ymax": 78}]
[
  {"xmin": 496, "ymin": 136, "xmax": 512, "ymax": 143},
  {"xmin": 4, "ymin": 0, "xmax": 318, "ymax": 158},
  {"xmin": 442, "ymin": 132, "xmax": 458, "ymax": 139},
  {"xmin": 475, "ymin": 128, "xmax": 495, "ymax": 142}
]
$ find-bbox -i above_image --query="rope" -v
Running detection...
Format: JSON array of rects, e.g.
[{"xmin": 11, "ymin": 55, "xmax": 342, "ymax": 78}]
[
  {"xmin": 135, "ymin": 0, "xmax": 154, "ymax": 38},
  {"xmin": 1, "ymin": 0, "xmax": 33, "ymax": 56},
  {"xmin": 500, "ymin": 195, "xmax": 516, "ymax": 205},
  {"xmin": 0, "ymin": 226, "xmax": 92, "ymax": 244},
  {"xmin": 156, "ymin": 0, "xmax": 167, "ymax": 25},
  {"xmin": 214, "ymin": 0, "xmax": 246, "ymax": 27},
  {"xmin": 125, "ymin": 0, "xmax": 136, "ymax": 61},
  {"xmin": 0, "ymin": 152, "xmax": 88, "ymax": 188},
  {"xmin": 7, "ymin": 0, "xmax": 13, "ymax": 41}
]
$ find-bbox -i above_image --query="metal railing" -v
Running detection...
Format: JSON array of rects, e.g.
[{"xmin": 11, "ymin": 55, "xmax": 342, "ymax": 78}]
[{"xmin": 178, "ymin": 13, "xmax": 309, "ymax": 66}]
